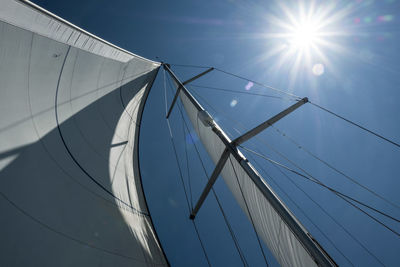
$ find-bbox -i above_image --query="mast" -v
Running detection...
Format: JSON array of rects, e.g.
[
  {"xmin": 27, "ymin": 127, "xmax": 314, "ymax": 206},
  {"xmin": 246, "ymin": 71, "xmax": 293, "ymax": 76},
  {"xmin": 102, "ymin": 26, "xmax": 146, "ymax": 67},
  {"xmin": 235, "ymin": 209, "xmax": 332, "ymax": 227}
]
[{"xmin": 164, "ymin": 63, "xmax": 337, "ymax": 267}]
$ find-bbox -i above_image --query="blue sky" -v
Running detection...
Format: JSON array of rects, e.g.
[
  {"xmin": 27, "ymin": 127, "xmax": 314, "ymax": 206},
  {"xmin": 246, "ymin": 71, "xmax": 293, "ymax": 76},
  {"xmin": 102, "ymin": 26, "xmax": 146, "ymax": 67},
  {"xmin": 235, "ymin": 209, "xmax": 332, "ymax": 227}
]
[{"xmin": 33, "ymin": 0, "xmax": 400, "ymax": 266}]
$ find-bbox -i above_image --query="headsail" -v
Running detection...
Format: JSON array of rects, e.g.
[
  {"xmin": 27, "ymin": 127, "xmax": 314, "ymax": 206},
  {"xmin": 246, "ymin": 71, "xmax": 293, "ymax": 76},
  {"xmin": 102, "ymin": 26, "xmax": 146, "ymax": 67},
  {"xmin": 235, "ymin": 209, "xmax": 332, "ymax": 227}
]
[{"xmin": 0, "ymin": 0, "xmax": 167, "ymax": 266}]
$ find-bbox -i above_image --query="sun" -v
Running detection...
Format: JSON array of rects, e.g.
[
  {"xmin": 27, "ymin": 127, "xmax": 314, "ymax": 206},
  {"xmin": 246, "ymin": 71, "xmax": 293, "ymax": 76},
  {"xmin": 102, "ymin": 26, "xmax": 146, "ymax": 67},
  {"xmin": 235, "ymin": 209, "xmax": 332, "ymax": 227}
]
[
  {"xmin": 252, "ymin": 1, "xmax": 352, "ymax": 87},
  {"xmin": 290, "ymin": 21, "xmax": 319, "ymax": 48}
]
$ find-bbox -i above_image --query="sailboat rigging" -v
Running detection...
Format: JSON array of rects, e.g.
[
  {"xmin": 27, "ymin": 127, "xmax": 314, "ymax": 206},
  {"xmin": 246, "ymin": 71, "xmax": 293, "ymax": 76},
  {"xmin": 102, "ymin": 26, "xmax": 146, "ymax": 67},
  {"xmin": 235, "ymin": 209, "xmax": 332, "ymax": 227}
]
[
  {"xmin": 163, "ymin": 62, "xmax": 337, "ymax": 266},
  {"xmin": 160, "ymin": 64, "xmax": 400, "ymax": 266},
  {"xmin": 1, "ymin": 0, "xmax": 399, "ymax": 266}
]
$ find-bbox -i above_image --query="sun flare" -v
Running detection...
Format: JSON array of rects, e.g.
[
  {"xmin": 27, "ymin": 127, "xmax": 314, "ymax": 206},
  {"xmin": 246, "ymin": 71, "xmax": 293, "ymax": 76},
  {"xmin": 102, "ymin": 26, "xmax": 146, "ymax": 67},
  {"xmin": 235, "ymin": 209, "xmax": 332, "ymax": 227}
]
[
  {"xmin": 290, "ymin": 21, "xmax": 319, "ymax": 48},
  {"xmin": 256, "ymin": 1, "xmax": 351, "ymax": 86}
]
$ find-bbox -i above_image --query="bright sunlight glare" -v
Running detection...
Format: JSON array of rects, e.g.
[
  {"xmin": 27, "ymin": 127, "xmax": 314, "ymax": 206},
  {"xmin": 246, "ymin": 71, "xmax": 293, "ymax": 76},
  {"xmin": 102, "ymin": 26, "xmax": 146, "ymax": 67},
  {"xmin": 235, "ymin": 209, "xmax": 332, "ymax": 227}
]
[
  {"xmin": 290, "ymin": 21, "xmax": 318, "ymax": 48},
  {"xmin": 257, "ymin": 1, "xmax": 352, "ymax": 87}
]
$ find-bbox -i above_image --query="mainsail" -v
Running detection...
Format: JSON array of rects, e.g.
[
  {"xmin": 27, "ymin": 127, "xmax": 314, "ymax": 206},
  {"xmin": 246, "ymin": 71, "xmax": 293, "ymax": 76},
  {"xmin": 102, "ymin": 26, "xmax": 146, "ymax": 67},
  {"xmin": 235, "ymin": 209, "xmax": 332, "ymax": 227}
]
[
  {"xmin": 164, "ymin": 65, "xmax": 336, "ymax": 267},
  {"xmin": 0, "ymin": 0, "xmax": 167, "ymax": 266},
  {"xmin": 5, "ymin": 0, "xmax": 392, "ymax": 266}
]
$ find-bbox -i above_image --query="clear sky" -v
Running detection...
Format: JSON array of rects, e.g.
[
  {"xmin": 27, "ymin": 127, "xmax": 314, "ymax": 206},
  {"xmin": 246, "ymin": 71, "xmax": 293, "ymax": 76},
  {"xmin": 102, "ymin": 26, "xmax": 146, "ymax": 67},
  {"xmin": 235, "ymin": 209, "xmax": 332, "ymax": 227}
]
[{"xmin": 33, "ymin": 0, "xmax": 400, "ymax": 266}]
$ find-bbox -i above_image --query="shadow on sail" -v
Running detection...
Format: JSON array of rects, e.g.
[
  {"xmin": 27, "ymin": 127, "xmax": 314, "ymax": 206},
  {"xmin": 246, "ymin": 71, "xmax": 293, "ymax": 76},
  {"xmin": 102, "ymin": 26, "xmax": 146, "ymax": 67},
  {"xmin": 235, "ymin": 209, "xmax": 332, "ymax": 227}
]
[{"xmin": 0, "ymin": 2, "xmax": 168, "ymax": 266}]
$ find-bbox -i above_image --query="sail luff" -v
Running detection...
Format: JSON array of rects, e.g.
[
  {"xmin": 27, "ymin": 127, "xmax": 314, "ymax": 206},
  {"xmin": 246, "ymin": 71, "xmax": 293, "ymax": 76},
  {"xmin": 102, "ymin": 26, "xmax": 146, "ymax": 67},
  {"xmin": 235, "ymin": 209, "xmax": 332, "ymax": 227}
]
[{"xmin": 164, "ymin": 64, "xmax": 337, "ymax": 267}]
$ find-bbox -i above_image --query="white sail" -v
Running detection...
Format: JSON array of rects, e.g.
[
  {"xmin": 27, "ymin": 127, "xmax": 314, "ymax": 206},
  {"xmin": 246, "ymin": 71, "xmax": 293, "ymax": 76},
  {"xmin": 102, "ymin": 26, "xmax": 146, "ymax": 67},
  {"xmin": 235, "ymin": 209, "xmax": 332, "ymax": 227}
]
[
  {"xmin": 179, "ymin": 84, "xmax": 320, "ymax": 266},
  {"xmin": 0, "ymin": 0, "xmax": 167, "ymax": 266}
]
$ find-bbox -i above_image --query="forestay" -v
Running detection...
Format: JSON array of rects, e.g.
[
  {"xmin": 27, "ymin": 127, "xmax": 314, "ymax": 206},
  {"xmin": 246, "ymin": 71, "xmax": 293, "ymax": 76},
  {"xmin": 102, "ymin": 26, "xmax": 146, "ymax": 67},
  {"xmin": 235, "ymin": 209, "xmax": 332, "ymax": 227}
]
[
  {"xmin": 178, "ymin": 82, "xmax": 320, "ymax": 267},
  {"xmin": 0, "ymin": 0, "xmax": 167, "ymax": 266}
]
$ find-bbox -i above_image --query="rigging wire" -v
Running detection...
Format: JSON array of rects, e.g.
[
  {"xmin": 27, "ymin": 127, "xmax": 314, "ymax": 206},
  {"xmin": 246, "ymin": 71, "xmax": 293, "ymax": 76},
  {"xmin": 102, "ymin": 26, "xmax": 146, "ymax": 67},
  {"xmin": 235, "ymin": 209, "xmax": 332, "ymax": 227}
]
[
  {"xmin": 166, "ymin": 119, "xmax": 212, "ymax": 267},
  {"xmin": 272, "ymin": 167, "xmax": 383, "ymax": 267},
  {"xmin": 177, "ymin": 101, "xmax": 250, "ymax": 267},
  {"xmin": 191, "ymin": 82, "xmax": 400, "ymax": 212},
  {"xmin": 188, "ymin": 84, "xmax": 291, "ymax": 101},
  {"xmin": 168, "ymin": 64, "xmax": 399, "ymax": 265},
  {"xmin": 309, "ymin": 101, "xmax": 400, "ymax": 149},
  {"xmin": 182, "ymin": 122, "xmax": 194, "ymax": 210},
  {"xmin": 165, "ymin": 70, "xmax": 192, "ymax": 212},
  {"xmin": 190, "ymin": 86, "xmax": 400, "ymax": 224},
  {"xmin": 238, "ymin": 139, "xmax": 400, "ymax": 225},
  {"xmin": 228, "ymin": 156, "xmax": 270, "ymax": 266},
  {"xmin": 192, "ymin": 220, "xmax": 212, "ymax": 267},
  {"xmin": 169, "ymin": 63, "xmax": 300, "ymax": 100},
  {"xmin": 170, "ymin": 63, "xmax": 400, "ymax": 149},
  {"xmin": 168, "ymin": 63, "xmax": 212, "ymax": 69},
  {"xmin": 188, "ymin": 87, "xmax": 387, "ymax": 266},
  {"xmin": 165, "ymin": 73, "xmax": 249, "ymax": 266},
  {"xmin": 270, "ymin": 125, "xmax": 400, "ymax": 211},
  {"xmin": 163, "ymin": 69, "xmax": 212, "ymax": 267},
  {"xmin": 271, "ymin": 162, "xmax": 386, "ymax": 267},
  {"xmin": 179, "ymin": 119, "xmax": 204, "ymax": 262},
  {"xmin": 239, "ymin": 145, "xmax": 400, "ymax": 237},
  {"xmin": 163, "ymin": 70, "xmax": 168, "ymax": 116},
  {"xmin": 188, "ymin": 87, "xmax": 351, "ymax": 266},
  {"xmin": 188, "ymin": 82, "xmax": 400, "ymax": 226},
  {"xmin": 166, "ymin": 119, "xmax": 191, "ymax": 213},
  {"xmin": 213, "ymin": 68, "xmax": 301, "ymax": 100},
  {"xmin": 247, "ymin": 154, "xmax": 355, "ymax": 267}
]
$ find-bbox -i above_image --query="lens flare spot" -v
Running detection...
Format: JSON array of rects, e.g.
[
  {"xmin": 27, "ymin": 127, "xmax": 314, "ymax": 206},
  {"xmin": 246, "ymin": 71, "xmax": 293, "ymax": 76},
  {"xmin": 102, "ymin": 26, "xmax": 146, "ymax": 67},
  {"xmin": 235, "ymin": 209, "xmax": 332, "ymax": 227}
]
[
  {"xmin": 378, "ymin": 15, "xmax": 394, "ymax": 22},
  {"xmin": 312, "ymin": 63, "xmax": 325, "ymax": 76},
  {"xmin": 168, "ymin": 197, "xmax": 178, "ymax": 207},
  {"xmin": 364, "ymin": 16, "xmax": 372, "ymax": 23},
  {"xmin": 230, "ymin": 99, "xmax": 238, "ymax": 107},
  {"xmin": 245, "ymin": 81, "xmax": 254, "ymax": 91}
]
